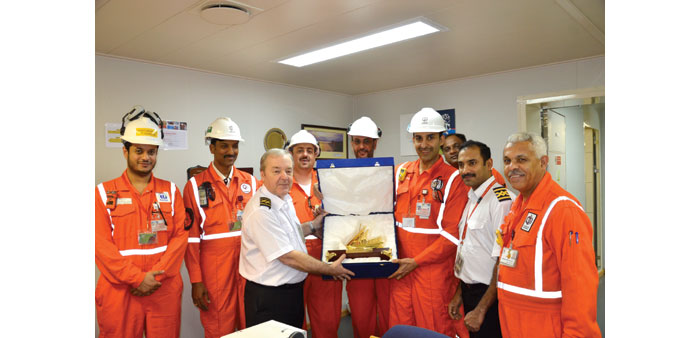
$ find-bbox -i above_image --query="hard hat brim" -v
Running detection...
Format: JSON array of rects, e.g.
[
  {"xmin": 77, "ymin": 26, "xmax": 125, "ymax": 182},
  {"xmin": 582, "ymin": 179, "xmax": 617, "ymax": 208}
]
[{"xmin": 121, "ymin": 135, "xmax": 164, "ymax": 146}]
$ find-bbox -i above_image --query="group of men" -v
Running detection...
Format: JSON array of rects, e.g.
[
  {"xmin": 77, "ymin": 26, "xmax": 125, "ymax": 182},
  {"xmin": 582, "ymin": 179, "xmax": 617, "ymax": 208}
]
[{"xmin": 95, "ymin": 106, "xmax": 601, "ymax": 338}]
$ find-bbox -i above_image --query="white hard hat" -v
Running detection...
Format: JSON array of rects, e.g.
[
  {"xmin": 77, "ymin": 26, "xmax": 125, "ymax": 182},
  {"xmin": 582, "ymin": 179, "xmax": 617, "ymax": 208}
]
[
  {"xmin": 120, "ymin": 106, "xmax": 164, "ymax": 146},
  {"xmin": 205, "ymin": 117, "xmax": 244, "ymax": 143},
  {"xmin": 348, "ymin": 116, "xmax": 381, "ymax": 139},
  {"xmin": 287, "ymin": 130, "xmax": 319, "ymax": 151},
  {"xmin": 407, "ymin": 107, "xmax": 447, "ymax": 133}
]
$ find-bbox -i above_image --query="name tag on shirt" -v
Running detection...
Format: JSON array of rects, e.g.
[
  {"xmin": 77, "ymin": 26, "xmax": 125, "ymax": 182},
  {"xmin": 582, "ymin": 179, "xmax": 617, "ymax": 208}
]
[{"xmin": 116, "ymin": 198, "xmax": 132, "ymax": 205}]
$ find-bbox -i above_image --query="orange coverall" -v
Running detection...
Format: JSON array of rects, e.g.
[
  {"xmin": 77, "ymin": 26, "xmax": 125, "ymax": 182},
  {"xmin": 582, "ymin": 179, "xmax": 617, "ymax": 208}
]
[
  {"xmin": 183, "ymin": 164, "xmax": 257, "ymax": 337},
  {"xmin": 496, "ymin": 173, "xmax": 601, "ymax": 338},
  {"xmin": 290, "ymin": 170, "xmax": 343, "ymax": 338},
  {"xmin": 391, "ymin": 157, "xmax": 469, "ymax": 337},
  {"xmin": 346, "ymin": 277, "xmax": 390, "ymax": 338},
  {"xmin": 491, "ymin": 168, "xmax": 506, "ymax": 186},
  {"xmin": 95, "ymin": 171, "xmax": 188, "ymax": 338}
]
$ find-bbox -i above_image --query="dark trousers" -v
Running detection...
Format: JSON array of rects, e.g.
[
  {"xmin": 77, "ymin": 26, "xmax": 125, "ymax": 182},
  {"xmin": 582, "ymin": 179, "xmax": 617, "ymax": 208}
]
[
  {"xmin": 244, "ymin": 279, "xmax": 305, "ymax": 329},
  {"xmin": 461, "ymin": 281, "xmax": 502, "ymax": 338}
]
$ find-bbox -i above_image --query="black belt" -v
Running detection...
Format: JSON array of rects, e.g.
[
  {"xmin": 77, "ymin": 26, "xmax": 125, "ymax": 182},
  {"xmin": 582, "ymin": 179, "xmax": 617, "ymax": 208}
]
[
  {"xmin": 247, "ymin": 280, "xmax": 305, "ymax": 290},
  {"xmin": 461, "ymin": 281, "xmax": 489, "ymax": 291}
]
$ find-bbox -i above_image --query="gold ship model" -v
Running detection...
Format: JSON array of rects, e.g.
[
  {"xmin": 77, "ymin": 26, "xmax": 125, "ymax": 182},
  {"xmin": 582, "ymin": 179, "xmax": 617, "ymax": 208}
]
[{"xmin": 326, "ymin": 224, "xmax": 392, "ymax": 262}]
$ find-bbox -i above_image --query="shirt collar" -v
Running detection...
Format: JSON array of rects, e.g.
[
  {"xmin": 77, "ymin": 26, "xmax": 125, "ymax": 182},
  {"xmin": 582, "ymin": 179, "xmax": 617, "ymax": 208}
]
[
  {"xmin": 118, "ymin": 170, "xmax": 155, "ymax": 193},
  {"xmin": 210, "ymin": 162, "xmax": 234, "ymax": 184},
  {"xmin": 467, "ymin": 175, "xmax": 496, "ymax": 200},
  {"xmin": 259, "ymin": 185, "xmax": 291, "ymax": 210},
  {"xmin": 413, "ymin": 156, "xmax": 445, "ymax": 175},
  {"xmin": 523, "ymin": 172, "xmax": 552, "ymax": 210},
  {"xmin": 292, "ymin": 169, "xmax": 317, "ymax": 187}
]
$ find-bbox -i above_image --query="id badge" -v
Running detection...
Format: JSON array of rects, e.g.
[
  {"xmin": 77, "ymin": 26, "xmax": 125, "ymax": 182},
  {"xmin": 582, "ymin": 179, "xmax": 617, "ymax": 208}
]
[
  {"xmin": 453, "ymin": 247, "xmax": 464, "ymax": 275},
  {"xmin": 416, "ymin": 202, "xmax": 431, "ymax": 219},
  {"xmin": 151, "ymin": 218, "xmax": 167, "ymax": 232},
  {"xmin": 499, "ymin": 246, "xmax": 518, "ymax": 268},
  {"xmin": 403, "ymin": 217, "xmax": 415, "ymax": 228},
  {"xmin": 151, "ymin": 205, "xmax": 167, "ymax": 232},
  {"xmin": 230, "ymin": 210, "xmax": 243, "ymax": 231},
  {"xmin": 138, "ymin": 232, "xmax": 158, "ymax": 245}
]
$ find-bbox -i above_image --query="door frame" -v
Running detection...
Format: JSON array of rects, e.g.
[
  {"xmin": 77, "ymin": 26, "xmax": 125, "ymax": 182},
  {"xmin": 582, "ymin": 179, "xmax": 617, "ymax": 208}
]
[
  {"xmin": 516, "ymin": 86, "xmax": 604, "ymax": 132},
  {"xmin": 516, "ymin": 86, "xmax": 605, "ymax": 276}
]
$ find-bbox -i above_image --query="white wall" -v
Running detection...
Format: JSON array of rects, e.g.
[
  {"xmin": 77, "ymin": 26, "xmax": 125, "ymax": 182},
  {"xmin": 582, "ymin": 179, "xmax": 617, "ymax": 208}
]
[
  {"xmin": 95, "ymin": 55, "xmax": 605, "ymax": 337},
  {"xmin": 96, "ymin": 56, "xmax": 353, "ymax": 189},
  {"xmin": 95, "ymin": 55, "xmax": 353, "ymax": 338},
  {"xmin": 353, "ymin": 57, "xmax": 605, "ymax": 174}
]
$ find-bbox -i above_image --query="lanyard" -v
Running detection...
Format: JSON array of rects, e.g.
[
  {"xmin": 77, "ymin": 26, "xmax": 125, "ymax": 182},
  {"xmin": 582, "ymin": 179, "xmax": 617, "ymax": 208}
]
[{"xmin": 459, "ymin": 179, "xmax": 496, "ymax": 245}]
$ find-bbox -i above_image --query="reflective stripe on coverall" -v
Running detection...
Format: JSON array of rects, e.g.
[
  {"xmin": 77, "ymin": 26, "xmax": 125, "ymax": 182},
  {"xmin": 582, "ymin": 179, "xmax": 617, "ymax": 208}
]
[
  {"xmin": 183, "ymin": 164, "xmax": 257, "ymax": 337},
  {"xmin": 95, "ymin": 171, "xmax": 188, "ymax": 338},
  {"xmin": 496, "ymin": 173, "xmax": 601, "ymax": 338},
  {"xmin": 289, "ymin": 170, "xmax": 343, "ymax": 338},
  {"xmin": 391, "ymin": 157, "xmax": 469, "ymax": 338}
]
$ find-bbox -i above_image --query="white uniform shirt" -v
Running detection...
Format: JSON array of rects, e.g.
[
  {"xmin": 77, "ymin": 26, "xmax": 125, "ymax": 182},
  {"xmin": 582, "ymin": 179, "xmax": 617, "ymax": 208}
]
[
  {"xmin": 455, "ymin": 176, "xmax": 515, "ymax": 285},
  {"xmin": 239, "ymin": 185, "xmax": 308, "ymax": 286}
]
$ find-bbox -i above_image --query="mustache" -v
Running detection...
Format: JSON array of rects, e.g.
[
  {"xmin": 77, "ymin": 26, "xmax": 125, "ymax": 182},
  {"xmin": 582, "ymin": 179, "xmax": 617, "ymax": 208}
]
[
  {"xmin": 507, "ymin": 169, "xmax": 524, "ymax": 176},
  {"xmin": 224, "ymin": 155, "xmax": 235, "ymax": 159},
  {"xmin": 462, "ymin": 173, "xmax": 475, "ymax": 179}
]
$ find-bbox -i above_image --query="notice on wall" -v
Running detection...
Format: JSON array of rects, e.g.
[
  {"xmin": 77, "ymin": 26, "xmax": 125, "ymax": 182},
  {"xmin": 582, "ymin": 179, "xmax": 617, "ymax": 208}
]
[
  {"xmin": 438, "ymin": 108, "xmax": 456, "ymax": 135},
  {"xmin": 162, "ymin": 120, "xmax": 188, "ymax": 150},
  {"xmin": 104, "ymin": 121, "xmax": 188, "ymax": 150},
  {"xmin": 105, "ymin": 123, "xmax": 124, "ymax": 148}
]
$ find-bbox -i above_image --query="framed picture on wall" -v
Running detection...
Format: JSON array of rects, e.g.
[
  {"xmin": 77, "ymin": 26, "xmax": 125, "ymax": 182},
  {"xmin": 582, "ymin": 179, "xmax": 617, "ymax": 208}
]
[{"xmin": 301, "ymin": 124, "xmax": 348, "ymax": 159}]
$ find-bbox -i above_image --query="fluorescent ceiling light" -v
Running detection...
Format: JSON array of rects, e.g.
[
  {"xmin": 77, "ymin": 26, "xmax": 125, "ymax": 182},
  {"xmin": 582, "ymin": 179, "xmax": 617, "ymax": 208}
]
[
  {"xmin": 525, "ymin": 95, "xmax": 578, "ymax": 105},
  {"xmin": 279, "ymin": 20, "xmax": 442, "ymax": 67}
]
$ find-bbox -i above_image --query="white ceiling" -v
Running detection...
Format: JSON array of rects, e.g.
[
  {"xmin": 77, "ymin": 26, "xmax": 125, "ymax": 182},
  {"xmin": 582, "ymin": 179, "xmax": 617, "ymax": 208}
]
[{"xmin": 96, "ymin": 0, "xmax": 604, "ymax": 95}]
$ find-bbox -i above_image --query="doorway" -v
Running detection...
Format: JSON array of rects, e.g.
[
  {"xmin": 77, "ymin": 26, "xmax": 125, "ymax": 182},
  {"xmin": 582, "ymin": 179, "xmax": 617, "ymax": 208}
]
[{"xmin": 517, "ymin": 87, "xmax": 605, "ymax": 273}]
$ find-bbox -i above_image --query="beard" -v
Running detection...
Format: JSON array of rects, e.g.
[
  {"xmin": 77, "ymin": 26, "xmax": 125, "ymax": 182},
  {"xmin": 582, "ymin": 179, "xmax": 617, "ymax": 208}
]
[{"xmin": 128, "ymin": 159, "xmax": 155, "ymax": 177}]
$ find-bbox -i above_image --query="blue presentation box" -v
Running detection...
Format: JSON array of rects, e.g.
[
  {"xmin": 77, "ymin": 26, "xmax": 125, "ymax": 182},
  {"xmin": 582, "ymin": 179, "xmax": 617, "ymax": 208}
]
[{"xmin": 316, "ymin": 157, "xmax": 399, "ymax": 279}]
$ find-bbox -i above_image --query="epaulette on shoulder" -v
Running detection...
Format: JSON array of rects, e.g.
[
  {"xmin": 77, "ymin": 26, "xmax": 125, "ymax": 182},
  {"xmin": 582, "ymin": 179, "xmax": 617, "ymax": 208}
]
[
  {"xmin": 493, "ymin": 186, "xmax": 512, "ymax": 202},
  {"xmin": 259, "ymin": 197, "xmax": 271, "ymax": 209}
]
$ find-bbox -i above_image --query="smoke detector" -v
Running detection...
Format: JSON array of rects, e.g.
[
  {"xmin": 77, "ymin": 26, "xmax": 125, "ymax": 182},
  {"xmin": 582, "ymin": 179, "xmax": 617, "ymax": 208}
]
[{"xmin": 200, "ymin": 3, "xmax": 250, "ymax": 25}]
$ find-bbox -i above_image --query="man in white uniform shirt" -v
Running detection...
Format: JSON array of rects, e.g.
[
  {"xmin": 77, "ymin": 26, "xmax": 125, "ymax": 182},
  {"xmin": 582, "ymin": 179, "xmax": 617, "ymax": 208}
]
[
  {"xmin": 448, "ymin": 140, "xmax": 514, "ymax": 338},
  {"xmin": 239, "ymin": 149, "xmax": 354, "ymax": 329}
]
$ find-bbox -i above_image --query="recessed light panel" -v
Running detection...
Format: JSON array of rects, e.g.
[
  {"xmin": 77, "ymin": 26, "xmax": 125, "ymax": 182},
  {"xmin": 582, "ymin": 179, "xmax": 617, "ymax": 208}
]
[{"xmin": 279, "ymin": 19, "xmax": 444, "ymax": 67}]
